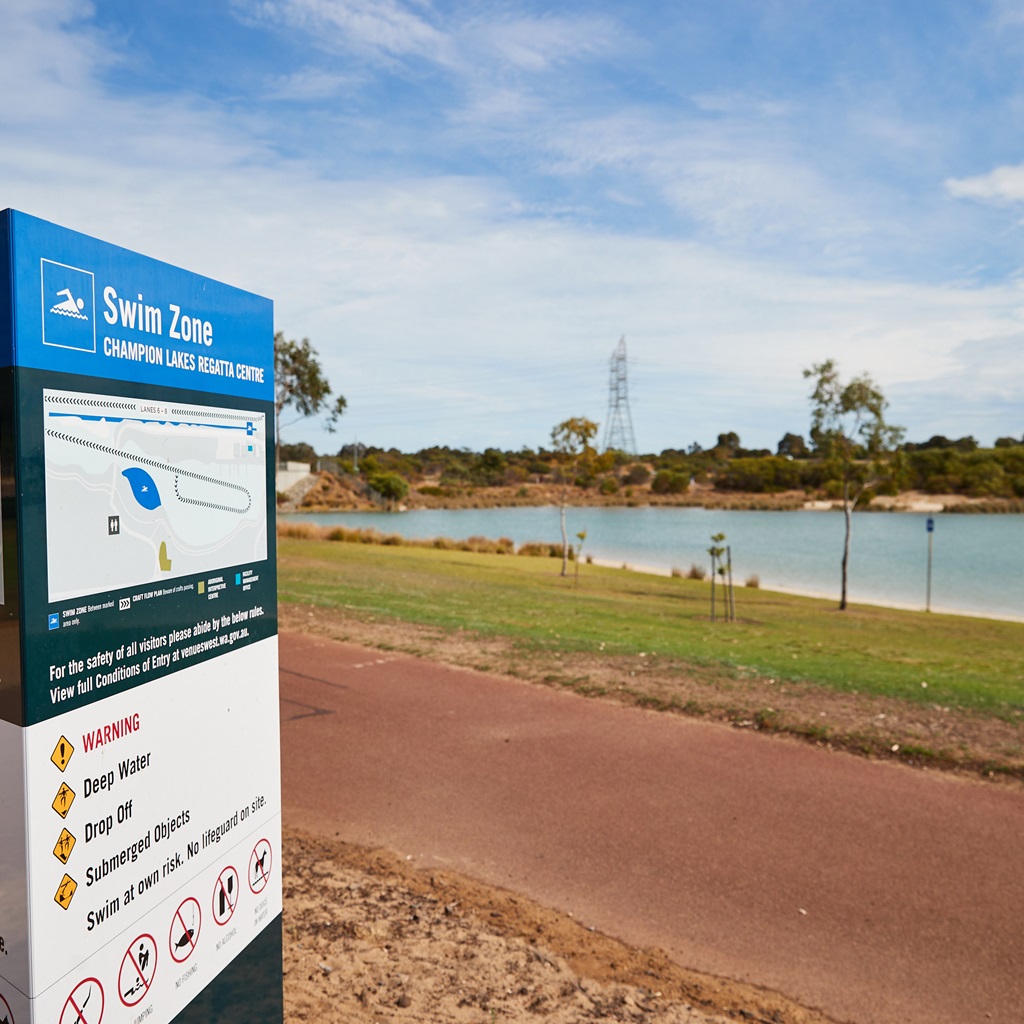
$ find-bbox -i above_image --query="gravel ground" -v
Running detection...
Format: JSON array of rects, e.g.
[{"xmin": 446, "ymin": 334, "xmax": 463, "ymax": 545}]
[{"xmin": 283, "ymin": 829, "xmax": 839, "ymax": 1024}]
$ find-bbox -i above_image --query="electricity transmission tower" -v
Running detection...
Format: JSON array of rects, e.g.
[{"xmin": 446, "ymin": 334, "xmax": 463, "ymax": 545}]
[{"xmin": 601, "ymin": 336, "xmax": 637, "ymax": 455}]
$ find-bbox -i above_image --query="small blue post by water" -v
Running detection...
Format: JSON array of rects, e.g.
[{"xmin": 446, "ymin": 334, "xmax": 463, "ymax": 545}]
[{"xmin": 926, "ymin": 518, "xmax": 934, "ymax": 612}]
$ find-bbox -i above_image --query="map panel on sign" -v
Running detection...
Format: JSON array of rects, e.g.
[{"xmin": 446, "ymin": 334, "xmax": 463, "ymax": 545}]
[{"xmin": 44, "ymin": 389, "xmax": 267, "ymax": 602}]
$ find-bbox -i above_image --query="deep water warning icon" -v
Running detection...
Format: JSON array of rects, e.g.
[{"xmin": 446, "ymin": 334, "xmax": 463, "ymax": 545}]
[{"xmin": 52, "ymin": 782, "xmax": 76, "ymax": 818}]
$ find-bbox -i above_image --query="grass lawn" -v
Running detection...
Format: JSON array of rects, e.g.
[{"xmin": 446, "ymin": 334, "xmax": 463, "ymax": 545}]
[{"xmin": 278, "ymin": 536, "xmax": 1024, "ymax": 718}]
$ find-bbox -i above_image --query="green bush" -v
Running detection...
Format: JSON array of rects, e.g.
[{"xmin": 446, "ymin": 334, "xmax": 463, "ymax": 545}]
[{"xmin": 651, "ymin": 470, "xmax": 689, "ymax": 494}]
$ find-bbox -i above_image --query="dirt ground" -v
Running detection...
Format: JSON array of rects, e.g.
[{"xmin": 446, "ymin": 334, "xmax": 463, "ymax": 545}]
[
  {"xmin": 283, "ymin": 829, "xmax": 839, "ymax": 1024},
  {"xmin": 280, "ymin": 605, "xmax": 1024, "ymax": 783}
]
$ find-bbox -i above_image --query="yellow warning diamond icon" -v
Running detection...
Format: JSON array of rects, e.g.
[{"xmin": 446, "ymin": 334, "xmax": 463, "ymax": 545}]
[
  {"xmin": 54, "ymin": 828, "xmax": 77, "ymax": 864},
  {"xmin": 52, "ymin": 782, "xmax": 76, "ymax": 819},
  {"xmin": 54, "ymin": 873, "xmax": 77, "ymax": 910},
  {"xmin": 51, "ymin": 735, "xmax": 74, "ymax": 772}
]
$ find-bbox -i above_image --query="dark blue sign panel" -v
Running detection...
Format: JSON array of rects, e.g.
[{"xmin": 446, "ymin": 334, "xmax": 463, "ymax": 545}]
[
  {"xmin": 2, "ymin": 211, "xmax": 272, "ymax": 402},
  {"xmin": 0, "ymin": 211, "xmax": 281, "ymax": 1024}
]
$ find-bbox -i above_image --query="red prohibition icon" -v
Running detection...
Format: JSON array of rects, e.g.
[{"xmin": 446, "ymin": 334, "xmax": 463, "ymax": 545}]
[
  {"xmin": 212, "ymin": 865, "xmax": 239, "ymax": 925},
  {"xmin": 168, "ymin": 897, "xmax": 201, "ymax": 963},
  {"xmin": 0, "ymin": 992, "xmax": 15, "ymax": 1024},
  {"xmin": 59, "ymin": 979, "xmax": 103, "ymax": 1024},
  {"xmin": 118, "ymin": 934, "xmax": 157, "ymax": 1007},
  {"xmin": 248, "ymin": 838, "xmax": 272, "ymax": 894}
]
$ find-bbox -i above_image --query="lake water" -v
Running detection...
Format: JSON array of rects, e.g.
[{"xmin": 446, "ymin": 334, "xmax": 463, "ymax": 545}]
[{"xmin": 281, "ymin": 507, "xmax": 1024, "ymax": 621}]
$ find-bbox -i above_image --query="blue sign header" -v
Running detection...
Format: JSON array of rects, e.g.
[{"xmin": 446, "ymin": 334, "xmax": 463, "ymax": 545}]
[{"xmin": 1, "ymin": 210, "xmax": 273, "ymax": 401}]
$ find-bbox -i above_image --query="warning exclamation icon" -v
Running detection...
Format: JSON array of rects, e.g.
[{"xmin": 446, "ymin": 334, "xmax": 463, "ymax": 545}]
[{"xmin": 51, "ymin": 736, "xmax": 75, "ymax": 772}]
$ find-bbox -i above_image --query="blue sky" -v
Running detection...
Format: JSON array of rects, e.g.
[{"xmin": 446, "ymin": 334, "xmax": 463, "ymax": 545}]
[{"xmin": 3, "ymin": 0, "xmax": 1023, "ymax": 455}]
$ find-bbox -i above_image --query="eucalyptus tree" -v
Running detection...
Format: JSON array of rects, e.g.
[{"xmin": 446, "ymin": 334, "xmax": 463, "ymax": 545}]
[
  {"xmin": 804, "ymin": 360, "xmax": 904, "ymax": 610},
  {"xmin": 274, "ymin": 332, "xmax": 346, "ymax": 469},
  {"xmin": 551, "ymin": 417, "xmax": 598, "ymax": 577}
]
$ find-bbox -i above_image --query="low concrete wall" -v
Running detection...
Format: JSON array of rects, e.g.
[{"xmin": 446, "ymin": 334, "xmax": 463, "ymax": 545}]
[{"xmin": 277, "ymin": 461, "xmax": 313, "ymax": 493}]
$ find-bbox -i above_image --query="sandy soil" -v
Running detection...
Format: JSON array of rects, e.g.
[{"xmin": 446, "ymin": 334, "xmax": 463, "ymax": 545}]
[{"xmin": 283, "ymin": 829, "xmax": 838, "ymax": 1024}]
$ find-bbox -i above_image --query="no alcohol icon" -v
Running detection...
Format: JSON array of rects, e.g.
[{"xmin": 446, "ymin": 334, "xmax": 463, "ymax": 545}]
[{"xmin": 212, "ymin": 866, "xmax": 238, "ymax": 925}]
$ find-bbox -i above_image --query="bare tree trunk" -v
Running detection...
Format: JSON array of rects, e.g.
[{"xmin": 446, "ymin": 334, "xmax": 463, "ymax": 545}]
[
  {"xmin": 710, "ymin": 552, "xmax": 717, "ymax": 621},
  {"xmin": 727, "ymin": 545, "xmax": 736, "ymax": 622},
  {"xmin": 840, "ymin": 480, "xmax": 852, "ymax": 611},
  {"xmin": 559, "ymin": 495, "xmax": 569, "ymax": 577}
]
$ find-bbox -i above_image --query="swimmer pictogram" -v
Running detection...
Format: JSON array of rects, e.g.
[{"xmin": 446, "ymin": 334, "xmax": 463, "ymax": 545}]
[{"xmin": 50, "ymin": 288, "xmax": 88, "ymax": 320}]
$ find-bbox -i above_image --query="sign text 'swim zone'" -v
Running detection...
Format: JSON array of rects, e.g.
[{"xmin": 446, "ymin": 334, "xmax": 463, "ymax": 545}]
[{"xmin": 100, "ymin": 286, "xmax": 265, "ymax": 381}]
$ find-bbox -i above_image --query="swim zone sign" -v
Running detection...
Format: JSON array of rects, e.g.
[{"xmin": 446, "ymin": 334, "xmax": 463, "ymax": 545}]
[{"xmin": 0, "ymin": 211, "xmax": 282, "ymax": 1024}]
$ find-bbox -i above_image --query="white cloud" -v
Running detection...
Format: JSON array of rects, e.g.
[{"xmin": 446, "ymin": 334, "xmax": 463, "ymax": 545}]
[
  {"xmin": 541, "ymin": 110, "xmax": 872, "ymax": 252},
  {"xmin": 235, "ymin": 0, "xmax": 455, "ymax": 65},
  {"xmin": 946, "ymin": 163, "xmax": 1024, "ymax": 203},
  {"xmin": 265, "ymin": 66, "xmax": 364, "ymax": 100},
  {"xmin": 3, "ymin": 0, "xmax": 1022, "ymax": 453},
  {"xmin": 464, "ymin": 11, "xmax": 623, "ymax": 72}
]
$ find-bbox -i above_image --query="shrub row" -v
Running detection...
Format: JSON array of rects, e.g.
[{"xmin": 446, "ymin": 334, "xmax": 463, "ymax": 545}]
[{"xmin": 278, "ymin": 521, "xmax": 568, "ymax": 556}]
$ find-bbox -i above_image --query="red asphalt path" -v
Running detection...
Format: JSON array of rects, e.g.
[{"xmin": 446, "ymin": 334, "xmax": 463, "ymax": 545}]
[{"xmin": 279, "ymin": 632, "xmax": 1024, "ymax": 1024}]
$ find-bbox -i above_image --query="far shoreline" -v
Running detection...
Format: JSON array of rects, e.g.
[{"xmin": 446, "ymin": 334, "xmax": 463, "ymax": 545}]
[
  {"xmin": 280, "ymin": 473, "xmax": 1024, "ymax": 517},
  {"xmin": 585, "ymin": 557, "xmax": 1024, "ymax": 625}
]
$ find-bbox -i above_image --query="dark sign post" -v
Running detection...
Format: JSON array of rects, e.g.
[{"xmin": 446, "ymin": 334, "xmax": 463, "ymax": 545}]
[
  {"xmin": 925, "ymin": 516, "xmax": 935, "ymax": 613},
  {"xmin": 0, "ymin": 211, "xmax": 282, "ymax": 1024}
]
